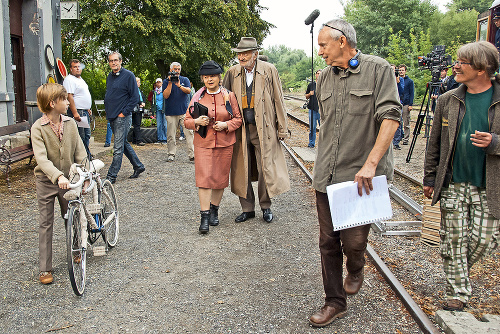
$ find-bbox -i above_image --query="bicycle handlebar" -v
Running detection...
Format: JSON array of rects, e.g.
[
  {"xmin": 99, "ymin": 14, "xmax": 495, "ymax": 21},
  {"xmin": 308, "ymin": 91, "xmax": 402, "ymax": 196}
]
[{"xmin": 69, "ymin": 166, "xmax": 95, "ymax": 191}]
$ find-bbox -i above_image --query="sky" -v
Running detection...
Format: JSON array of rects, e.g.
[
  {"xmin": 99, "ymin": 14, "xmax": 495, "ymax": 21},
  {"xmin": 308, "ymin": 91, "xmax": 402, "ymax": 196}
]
[{"xmin": 258, "ymin": 0, "xmax": 452, "ymax": 53}]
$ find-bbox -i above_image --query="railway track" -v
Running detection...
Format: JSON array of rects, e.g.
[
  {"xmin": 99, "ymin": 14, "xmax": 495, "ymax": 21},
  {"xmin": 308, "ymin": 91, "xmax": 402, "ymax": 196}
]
[{"xmin": 283, "ymin": 111, "xmax": 440, "ymax": 334}]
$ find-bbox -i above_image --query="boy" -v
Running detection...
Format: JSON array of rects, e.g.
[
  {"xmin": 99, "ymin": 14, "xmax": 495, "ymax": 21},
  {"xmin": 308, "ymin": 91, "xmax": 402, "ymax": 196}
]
[{"xmin": 31, "ymin": 83, "xmax": 87, "ymax": 284}]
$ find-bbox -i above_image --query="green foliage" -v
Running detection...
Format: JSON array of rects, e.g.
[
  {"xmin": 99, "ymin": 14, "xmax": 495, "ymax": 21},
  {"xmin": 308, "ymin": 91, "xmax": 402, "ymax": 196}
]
[
  {"xmin": 261, "ymin": 45, "xmax": 325, "ymax": 91},
  {"xmin": 449, "ymin": 0, "xmax": 491, "ymax": 13},
  {"xmin": 141, "ymin": 117, "xmax": 157, "ymax": 127},
  {"xmin": 428, "ymin": 7, "xmax": 479, "ymax": 47},
  {"xmin": 342, "ymin": 0, "xmax": 438, "ymax": 57},
  {"xmin": 62, "ymin": 0, "xmax": 272, "ymax": 95}
]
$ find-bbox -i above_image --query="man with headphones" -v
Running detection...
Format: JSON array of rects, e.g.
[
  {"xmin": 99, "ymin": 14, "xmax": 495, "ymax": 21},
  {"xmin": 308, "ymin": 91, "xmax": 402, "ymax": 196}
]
[{"xmin": 309, "ymin": 19, "xmax": 401, "ymax": 328}]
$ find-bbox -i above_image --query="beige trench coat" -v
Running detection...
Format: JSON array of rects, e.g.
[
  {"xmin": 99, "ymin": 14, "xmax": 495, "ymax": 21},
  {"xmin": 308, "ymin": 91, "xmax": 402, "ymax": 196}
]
[{"xmin": 222, "ymin": 60, "xmax": 291, "ymax": 199}]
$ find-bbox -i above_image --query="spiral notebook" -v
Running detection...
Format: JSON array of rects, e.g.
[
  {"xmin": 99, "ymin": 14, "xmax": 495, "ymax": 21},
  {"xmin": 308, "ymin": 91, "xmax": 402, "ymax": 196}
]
[{"xmin": 326, "ymin": 175, "xmax": 392, "ymax": 231}]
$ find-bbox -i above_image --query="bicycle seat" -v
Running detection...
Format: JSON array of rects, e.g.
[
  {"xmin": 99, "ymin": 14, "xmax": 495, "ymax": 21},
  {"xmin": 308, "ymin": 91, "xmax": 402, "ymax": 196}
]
[{"xmin": 89, "ymin": 159, "xmax": 105, "ymax": 172}]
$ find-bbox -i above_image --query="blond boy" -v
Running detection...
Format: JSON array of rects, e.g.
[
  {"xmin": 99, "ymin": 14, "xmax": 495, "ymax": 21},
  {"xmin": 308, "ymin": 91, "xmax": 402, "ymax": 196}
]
[{"xmin": 31, "ymin": 83, "xmax": 87, "ymax": 284}]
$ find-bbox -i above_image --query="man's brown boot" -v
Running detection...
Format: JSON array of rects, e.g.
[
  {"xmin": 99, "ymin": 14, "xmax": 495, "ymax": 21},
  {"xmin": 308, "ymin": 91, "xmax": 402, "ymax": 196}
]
[
  {"xmin": 309, "ymin": 305, "xmax": 347, "ymax": 328},
  {"xmin": 344, "ymin": 271, "xmax": 364, "ymax": 295}
]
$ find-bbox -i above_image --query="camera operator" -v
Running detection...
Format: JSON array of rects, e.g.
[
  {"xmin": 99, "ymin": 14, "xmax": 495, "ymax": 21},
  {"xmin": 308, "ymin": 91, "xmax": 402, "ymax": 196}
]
[
  {"xmin": 162, "ymin": 62, "xmax": 194, "ymax": 162},
  {"xmin": 397, "ymin": 64, "xmax": 414, "ymax": 145}
]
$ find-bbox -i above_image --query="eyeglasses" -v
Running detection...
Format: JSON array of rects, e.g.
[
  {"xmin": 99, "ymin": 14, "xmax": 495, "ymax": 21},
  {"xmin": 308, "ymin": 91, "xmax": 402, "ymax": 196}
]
[
  {"xmin": 454, "ymin": 60, "xmax": 471, "ymax": 67},
  {"xmin": 108, "ymin": 59, "xmax": 121, "ymax": 63},
  {"xmin": 323, "ymin": 24, "xmax": 346, "ymax": 37}
]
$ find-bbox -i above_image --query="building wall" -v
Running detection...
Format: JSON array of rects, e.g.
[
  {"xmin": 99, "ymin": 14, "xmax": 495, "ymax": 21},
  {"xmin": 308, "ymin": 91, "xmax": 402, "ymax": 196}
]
[
  {"xmin": 0, "ymin": 0, "xmax": 15, "ymax": 126},
  {"xmin": 0, "ymin": 0, "xmax": 62, "ymax": 127}
]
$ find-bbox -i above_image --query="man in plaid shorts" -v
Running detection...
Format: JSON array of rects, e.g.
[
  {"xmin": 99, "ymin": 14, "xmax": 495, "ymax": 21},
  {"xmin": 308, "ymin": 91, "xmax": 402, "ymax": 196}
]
[{"xmin": 424, "ymin": 41, "xmax": 500, "ymax": 312}]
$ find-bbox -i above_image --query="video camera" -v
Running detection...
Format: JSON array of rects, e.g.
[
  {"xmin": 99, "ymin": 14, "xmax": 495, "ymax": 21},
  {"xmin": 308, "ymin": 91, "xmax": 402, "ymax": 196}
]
[
  {"xmin": 418, "ymin": 45, "xmax": 453, "ymax": 82},
  {"xmin": 168, "ymin": 71, "xmax": 179, "ymax": 83}
]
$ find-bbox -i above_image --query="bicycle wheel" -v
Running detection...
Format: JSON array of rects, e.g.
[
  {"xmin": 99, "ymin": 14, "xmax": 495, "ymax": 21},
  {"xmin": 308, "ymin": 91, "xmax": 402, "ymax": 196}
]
[
  {"xmin": 101, "ymin": 179, "xmax": 119, "ymax": 247},
  {"xmin": 66, "ymin": 203, "xmax": 87, "ymax": 296}
]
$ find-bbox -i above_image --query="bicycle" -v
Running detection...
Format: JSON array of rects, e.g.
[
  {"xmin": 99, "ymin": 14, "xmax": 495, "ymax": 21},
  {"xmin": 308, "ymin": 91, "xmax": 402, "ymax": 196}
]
[{"xmin": 64, "ymin": 159, "xmax": 119, "ymax": 296}]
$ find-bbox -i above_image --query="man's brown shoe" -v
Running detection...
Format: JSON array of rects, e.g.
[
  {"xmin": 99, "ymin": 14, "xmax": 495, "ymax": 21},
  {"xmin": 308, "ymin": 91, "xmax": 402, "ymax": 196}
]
[
  {"xmin": 443, "ymin": 299, "xmax": 465, "ymax": 311},
  {"xmin": 344, "ymin": 271, "xmax": 364, "ymax": 295},
  {"xmin": 309, "ymin": 305, "xmax": 347, "ymax": 328},
  {"xmin": 39, "ymin": 271, "xmax": 53, "ymax": 285}
]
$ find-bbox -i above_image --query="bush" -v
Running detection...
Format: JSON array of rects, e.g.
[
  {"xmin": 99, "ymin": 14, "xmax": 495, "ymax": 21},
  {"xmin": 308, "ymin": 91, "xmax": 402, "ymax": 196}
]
[{"xmin": 141, "ymin": 117, "xmax": 157, "ymax": 127}]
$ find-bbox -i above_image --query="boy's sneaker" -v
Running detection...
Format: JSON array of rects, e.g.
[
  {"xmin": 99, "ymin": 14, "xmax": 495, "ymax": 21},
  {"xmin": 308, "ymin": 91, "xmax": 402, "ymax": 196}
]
[
  {"xmin": 179, "ymin": 136, "xmax": 185, "ymax": 141},
  {"xmin": 39, "ymin": 271, "xmax": 53, "ymax": 284}
]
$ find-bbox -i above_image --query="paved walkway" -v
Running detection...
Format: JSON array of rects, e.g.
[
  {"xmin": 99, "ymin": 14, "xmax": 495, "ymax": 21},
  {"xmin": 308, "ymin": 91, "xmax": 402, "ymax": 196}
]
[{"xmin": 0, "ymin": 137, "xmax": 423, "ymax": 333}]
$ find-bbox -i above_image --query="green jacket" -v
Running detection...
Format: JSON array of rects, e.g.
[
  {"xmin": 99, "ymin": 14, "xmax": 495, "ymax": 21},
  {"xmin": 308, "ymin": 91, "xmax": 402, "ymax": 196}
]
[{"xmin": 424, "ymin": 77, "xmax": 500, "ymax": 218}]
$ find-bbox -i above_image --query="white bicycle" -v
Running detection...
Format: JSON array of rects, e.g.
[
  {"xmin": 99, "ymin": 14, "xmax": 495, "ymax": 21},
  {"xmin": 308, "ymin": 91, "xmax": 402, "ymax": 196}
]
[{"xmin": 64, "ymin": 159, "xmax": 119, "ymax": 295}]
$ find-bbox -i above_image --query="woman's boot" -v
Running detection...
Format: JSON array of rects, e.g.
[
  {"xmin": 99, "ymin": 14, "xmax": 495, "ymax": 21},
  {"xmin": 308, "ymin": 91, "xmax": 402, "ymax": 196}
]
[
  {"xmin": 209, "ymin": 203, "xmax": 219, "ymax": 226},
  {"xmin": 199, "ymin": 210, "xmax": 210, "ymax": 234}
]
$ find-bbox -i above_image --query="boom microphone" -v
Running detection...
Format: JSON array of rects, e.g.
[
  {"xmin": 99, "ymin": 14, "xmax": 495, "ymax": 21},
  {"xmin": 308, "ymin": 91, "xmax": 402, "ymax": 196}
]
[{"xmin": 305, "ymin": 9, "xmax": 320, "ymax": 25}]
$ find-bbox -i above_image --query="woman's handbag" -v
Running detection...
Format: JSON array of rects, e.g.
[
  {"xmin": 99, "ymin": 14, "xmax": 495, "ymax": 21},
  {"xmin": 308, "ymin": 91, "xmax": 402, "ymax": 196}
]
[{"xmin": 189, "ymin": 102, "xmax": 209, "ymax": 138}]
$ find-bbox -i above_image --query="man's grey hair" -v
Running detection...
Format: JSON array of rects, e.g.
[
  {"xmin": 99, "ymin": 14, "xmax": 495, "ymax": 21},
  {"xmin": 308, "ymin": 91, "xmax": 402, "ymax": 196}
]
[
  {"xmin": 322, "ymin": 19, "xmax": 357, "ymax": 49},
  {"xmin": 108, "ymin": 51, "xmax": 122, "ymax": 61},
  {"xmin": 457, "ymin": 41, "xmax": 499, "ymax": 77},
  {"xmin": 170, "ymin": 62, "xmax": 182, "ymax": 69}
]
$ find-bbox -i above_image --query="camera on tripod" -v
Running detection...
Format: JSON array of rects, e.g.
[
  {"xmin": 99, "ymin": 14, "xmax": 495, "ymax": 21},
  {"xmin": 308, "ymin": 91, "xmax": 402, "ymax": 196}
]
[
  {"xmin": 168, "ymin": 71, "xmax": 179, "ymax": 83},
  {"xmin": 406, "ymin": 45, "xmax": 453, "ymax": 163},
  {"xmin": 418, "ymin": 45, "xmax": 453, "ymax": 82}
]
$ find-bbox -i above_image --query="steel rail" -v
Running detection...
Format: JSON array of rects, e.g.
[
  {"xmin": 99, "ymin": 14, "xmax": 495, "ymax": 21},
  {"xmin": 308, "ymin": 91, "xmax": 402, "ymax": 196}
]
[
  {"xmin": 281, "ymin": 139, "xmax": 440, "ymax": 334},
  {"xmin": 284, "ymin": 94, "xmax": 307, "ymax": 102},
  {"xmin": 394, "ymin": 168, "xmax": 423, "ymax": 187}
]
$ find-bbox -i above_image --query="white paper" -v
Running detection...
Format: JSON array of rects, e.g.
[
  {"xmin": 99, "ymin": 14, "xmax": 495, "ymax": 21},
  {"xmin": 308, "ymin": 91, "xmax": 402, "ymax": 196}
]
[
  {"xmin": 326, "ymin": 175, "xmax": 393, "ymax": 231},
  {"xmin": 76, "ymin": 115, "xmax": 90, "ymax": 129}
]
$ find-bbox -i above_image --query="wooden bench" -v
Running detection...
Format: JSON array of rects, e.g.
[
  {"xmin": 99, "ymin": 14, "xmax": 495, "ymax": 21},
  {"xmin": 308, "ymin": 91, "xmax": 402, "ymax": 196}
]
[{"xmin": 0, "ymin": 121, "xmax": 34, "ymax": 187}]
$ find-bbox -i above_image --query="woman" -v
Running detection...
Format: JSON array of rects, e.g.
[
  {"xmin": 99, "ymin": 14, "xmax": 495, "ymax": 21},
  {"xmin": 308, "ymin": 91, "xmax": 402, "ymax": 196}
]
[{"xmin": 184, "ymin": 61, "xmax": 242, "ymax": 234}]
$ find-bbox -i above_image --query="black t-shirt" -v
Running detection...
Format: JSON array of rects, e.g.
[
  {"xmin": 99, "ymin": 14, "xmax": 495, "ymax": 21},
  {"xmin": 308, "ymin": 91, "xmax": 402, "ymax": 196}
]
[{"xmin": 306, "ymin": 82, "xmax": 318, "ymax": 111}]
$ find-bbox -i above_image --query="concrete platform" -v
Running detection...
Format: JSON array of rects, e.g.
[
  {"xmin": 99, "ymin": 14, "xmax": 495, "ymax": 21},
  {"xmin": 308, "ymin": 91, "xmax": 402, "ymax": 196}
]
[
  {"xmin": 88, "ymin": 136, "xmax": 112, "ymax": 158},
  {"xmin": 291, "ymin": 146, "xmax": 316, "ymax": 162},
  {"xmin": 435, "ymin": 310, "xmax": 500, "ymax": 334}
]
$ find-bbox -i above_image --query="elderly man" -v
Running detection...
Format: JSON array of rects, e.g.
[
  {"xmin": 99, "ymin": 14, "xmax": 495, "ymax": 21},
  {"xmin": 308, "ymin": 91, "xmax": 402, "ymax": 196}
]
[
  {"xmin": 162, "ymin": 62, "xmax": 194, "ymax": 162},
  {"xmin": 424, "ymin": 41, "xmax": 500, "ymax": 312},
  {"xmin": 310, "ymin": 19, "xmax": 401, "ymax": 327},
  {"xmin": 104, "ymin": 52, "xmax": 145, "ymax": 183},
  {"xmin": 63, "ymin": 59, "xmax": 92, "ymax": 157},
  {"xmin": 222, "ymin": 37, "xmax": 290, "ymax": 223}
]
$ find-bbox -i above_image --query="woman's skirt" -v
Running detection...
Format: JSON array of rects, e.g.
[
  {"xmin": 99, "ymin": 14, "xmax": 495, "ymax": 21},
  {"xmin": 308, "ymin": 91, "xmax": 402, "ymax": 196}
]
[{"xmin": 194, "ymin": 145, "xmax": 233, "ymax": 189}]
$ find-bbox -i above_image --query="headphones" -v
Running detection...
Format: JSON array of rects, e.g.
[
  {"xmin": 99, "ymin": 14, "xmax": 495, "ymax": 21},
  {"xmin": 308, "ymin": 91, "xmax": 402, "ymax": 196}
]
[
  {"xmin": 333, "ymin": 50, "xmax": 361, "ymax": 74},
  {"xmin": 112, "ymin": 68, "xmax": 122, "ymax": 76}
]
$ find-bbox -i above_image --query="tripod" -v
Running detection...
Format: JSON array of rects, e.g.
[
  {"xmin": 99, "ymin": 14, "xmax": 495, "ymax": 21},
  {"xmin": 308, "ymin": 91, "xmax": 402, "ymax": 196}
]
[{"xmin": 406, "ymin": 79, "xmax": 442, "ymax": 163}]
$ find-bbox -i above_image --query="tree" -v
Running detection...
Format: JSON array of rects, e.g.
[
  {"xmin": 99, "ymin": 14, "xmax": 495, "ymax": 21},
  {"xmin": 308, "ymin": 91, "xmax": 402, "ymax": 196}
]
[
  {"xmin": 62, "ymin": 0, "xmax": 272, "ymax": 85},
  {"xmin": 449, "ymin": 0, "xmax": 491, "ymax": 13},
  {"xmin": 428, "ymin": 7, "xmax": 479, "ymax": 47},
  {"xmin": 342, "ymin": 0, "xmax": 438, "ymax": 57},
  {"xmin": 261, "ymin": 45, "xmax": 325, "ymax": 91}
]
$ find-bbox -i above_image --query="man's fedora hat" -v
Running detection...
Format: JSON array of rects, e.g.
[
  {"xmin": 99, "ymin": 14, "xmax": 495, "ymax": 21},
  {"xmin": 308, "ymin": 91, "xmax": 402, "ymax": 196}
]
[{"xmin": 231, "ymin": 37, "xmax": 261, "ymax": 53}]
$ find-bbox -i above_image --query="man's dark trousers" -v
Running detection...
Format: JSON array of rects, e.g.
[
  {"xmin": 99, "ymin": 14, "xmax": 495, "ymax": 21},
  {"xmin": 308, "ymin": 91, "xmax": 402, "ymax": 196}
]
[
  {"xmin": 131, "ymin": 110, "xmax": 143, "ymax": 144},
  {"xmin": 316, "ymin": 191, "xmax": 371, "ymax": 308}
]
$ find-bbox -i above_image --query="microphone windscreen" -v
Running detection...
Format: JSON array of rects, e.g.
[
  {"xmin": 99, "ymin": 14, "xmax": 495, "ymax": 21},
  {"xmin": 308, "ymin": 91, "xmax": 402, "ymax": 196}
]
[{"xmin": 305, "ymin": 9, "xmax": 320, "ymax": 25}]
